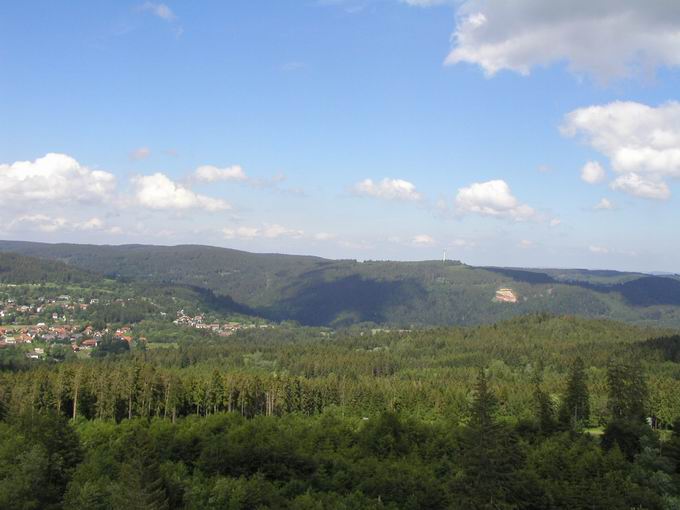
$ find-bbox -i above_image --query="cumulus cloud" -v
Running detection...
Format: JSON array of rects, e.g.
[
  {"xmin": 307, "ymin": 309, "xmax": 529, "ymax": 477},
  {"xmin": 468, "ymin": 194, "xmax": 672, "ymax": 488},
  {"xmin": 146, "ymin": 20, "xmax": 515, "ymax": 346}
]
[
  {"xmin": 133, "ymin": 173, "xmax": 230, "ymax": 211},
  {"xmin": 139, "ymin": 2, "xmax": 176, "ymax": 21},
  {"xmin": 455, "ymin": 180, "xmax": 535, "ymax": 220},
  {"xmin": 412, "ymin": 234, "xmax": 435, "ymax": 246},
  {"xmin": 610, "ymin": 173, "xmax": 670, "ymax": 200},
  {"xmin": 130, "ymin": 147, "xmax": 151, "ymax": 161},
  {"xmin": 450, "ymin": 238, "xmax": 476, "ymax": 248},
  {"xmin": 222, "ymin": 224, "xmax": 304, "ymax": 240},
  {"xmin": 445, "ymin": 0, "xmax": 680, "ymax": 81},
  {"xmin": 562, "ymin": 101, "xmax": 680, "ymax": 199},
  {"xmin": 589, "ymin": 245, "xmax": 609, "ymax": 254},
  {"xmin": 353, "ymin": 178, "xmax": 422, "ymax": 201},
  {"xmin": 7, "ymin": 215, "xmax": 112, "ymax": 233},
  {"xmin": 194, "ymin": 164, "xmax": 247, "ymax": 182},
  {"xmin": 595, "ymin": 198, "xmax": 615, "ymax": 210},
  {"xmin": 0, "ymin": 153, "xmax": 116, "ymax": 203},
  {"xmin": 314, "ymin": 232, "xmax": 336, "ymax": 241},
  {"xmin": 581, "ymin": 161, "xmax": 606, "ymax": 184}
]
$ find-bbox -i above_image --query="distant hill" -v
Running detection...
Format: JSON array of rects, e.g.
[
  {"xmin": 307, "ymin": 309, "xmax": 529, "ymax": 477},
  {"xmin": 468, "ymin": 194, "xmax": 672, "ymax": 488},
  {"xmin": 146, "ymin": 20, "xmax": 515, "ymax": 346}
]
[
  {"xmin": 0, "ymin": 251, "xmax": 100, "ymax": 285},
  {"xmin": 1, "ymin": 240, "xmax": 680, "ymax": 328}
]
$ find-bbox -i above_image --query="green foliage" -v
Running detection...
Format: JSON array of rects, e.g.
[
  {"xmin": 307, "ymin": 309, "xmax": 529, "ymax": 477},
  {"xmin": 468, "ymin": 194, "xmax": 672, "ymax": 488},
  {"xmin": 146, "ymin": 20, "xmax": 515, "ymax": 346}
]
[
  {"xmin": 559, "ymin": 357, "xmax": 590, "ymax": 426},
  {"xmin": 92, "ymin": 333, "xmax": 130, "ymax": 358},
  {"xmin": 0, "ymin": 307, "xmax": 678, "ymax": 508},
  {"xmin": 0, "ymin": 252, "xmax": 98, "ymax": 285},
  {"xmin": 607, "ymin": 359, "xmax": 649, "ymax": 422},
  {"xmin": 4, "ymin": 241, "xmax": 680, "ymax": 327}
]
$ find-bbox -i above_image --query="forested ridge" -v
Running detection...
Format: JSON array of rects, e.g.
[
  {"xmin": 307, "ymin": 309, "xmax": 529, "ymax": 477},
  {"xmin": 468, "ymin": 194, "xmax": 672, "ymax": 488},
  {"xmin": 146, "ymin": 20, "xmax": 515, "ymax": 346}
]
[
  {"xmin": 1, "ymin": 315, "xmax": 680, "ymax": 508},
  {"xmin": 2, "ymin": 240, "xmax": 680, "ymax": 328}
]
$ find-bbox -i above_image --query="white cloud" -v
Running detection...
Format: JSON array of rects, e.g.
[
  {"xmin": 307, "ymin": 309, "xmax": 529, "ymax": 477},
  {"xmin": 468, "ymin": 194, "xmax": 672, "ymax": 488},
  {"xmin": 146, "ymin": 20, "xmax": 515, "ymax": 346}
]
[
  {"xmin": 353, "ymin": 178, "xmax": 422, "ymax": 201},
  {"xmin": 194, "ymin": 164, "xmax": 247, "ymax": 182},
  {"xmin": 549, "ymin": 218, "xmax": 561, "ymax": 227},
  {"xmin": 139, "ymin": 2, "xmax": 176, "ymax": 21},
  {"xmin": 445, "ymin": 1, "xmax": 680, "ymax": 81},
  {"xmin": 455, "ymin": 179, "xmax": 535, "ymax": 220},
  {"xmin": 581, "ymin": 161, "xmax": 605, "ymax": 184},
  {"xmin": 610, "ymin": 173, "xmax": 670, "ymax": 200},
  {"xmin": 133, "ymin": 173, "xmax": 230, "ymax": 211},
  {"xmin": 562, "ymin": 101, "xmax": 680, "ymax": 199},
  {"xmin": 595, "ymin": 198, "xmax": 615, "ymax": 210},
  {"xmin": 261, "ymin": 224, "xmax": 305, "ymax": 239},
  {"xmin": 412, "ymin": 234, "xmax": 435, "ymax": 246},
  {"xmin": 314, "ymin": 232, "xmax": 336, "ymax": 241},
  {"xmin": 518, "ymin": 239, "xmax": 534, "ymax": 249},
  {"xmin": 222, "ymin": 224, "xmax": 304, "ymax": 240},
  {"xmin": 222, "ymin": 227, "xmax": 259, "ymax": 240},
  {"xmin": 78, "ymin": 217, "xmax": 105, "ymax": 230},
  {"xmin": 130, "ymin": 147, "xmax": 151, "ymax": 161},
  {"xmin": 0, "ymin": 153, "xmax": 116, "ymax": 203},
  {"xmin": 589, "ymin": 245, "xmax": 609, "ymax": 254},
  {"xmin": 7, "ymin": 215, "xmax": 111, "ymax": 233},
  {"xmin": 450, "ymin": 238, "xmax": 476, "ymax": 248}
]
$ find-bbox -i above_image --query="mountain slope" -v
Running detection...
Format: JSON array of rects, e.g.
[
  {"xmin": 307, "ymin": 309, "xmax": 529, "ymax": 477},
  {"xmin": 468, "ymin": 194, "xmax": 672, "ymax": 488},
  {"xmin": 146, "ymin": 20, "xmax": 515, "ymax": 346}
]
[
  {"xmin": 0, "ymin": 251, "xmax": 100, "ymax": 285},
  {"xmin": 1, "ymin": 240, "xmax": 679, "ymax": 328}
]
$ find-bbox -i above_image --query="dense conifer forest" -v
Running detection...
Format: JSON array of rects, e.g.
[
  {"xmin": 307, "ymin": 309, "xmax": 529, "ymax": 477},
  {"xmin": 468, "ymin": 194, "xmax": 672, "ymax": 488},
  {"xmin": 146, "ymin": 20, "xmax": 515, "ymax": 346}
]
[
  {"xmin": 1, "ymin": 314, "xmax": 680, "ymax": 509},
  {"xmin": 3, "ymin": 240, "xmax": 680, "ymax": 328},
  {"xmin": 1, "ymin": 249, "xmax": 679, "ymax": 508}
]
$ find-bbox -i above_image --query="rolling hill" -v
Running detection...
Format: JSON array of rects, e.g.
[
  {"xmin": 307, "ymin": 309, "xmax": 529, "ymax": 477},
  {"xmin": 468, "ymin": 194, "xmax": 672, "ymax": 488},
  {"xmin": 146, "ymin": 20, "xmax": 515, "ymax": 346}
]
[{"xmin": 1, "ymin": 240, "xmax": 679, "ymax": 328}]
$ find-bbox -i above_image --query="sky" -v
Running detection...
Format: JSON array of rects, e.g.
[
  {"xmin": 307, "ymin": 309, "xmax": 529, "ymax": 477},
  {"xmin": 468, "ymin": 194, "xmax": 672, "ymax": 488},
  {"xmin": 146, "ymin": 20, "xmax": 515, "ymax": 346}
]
[{"xmin": 1, "ymin": 0, "xmax": 680, "ymax": 272}]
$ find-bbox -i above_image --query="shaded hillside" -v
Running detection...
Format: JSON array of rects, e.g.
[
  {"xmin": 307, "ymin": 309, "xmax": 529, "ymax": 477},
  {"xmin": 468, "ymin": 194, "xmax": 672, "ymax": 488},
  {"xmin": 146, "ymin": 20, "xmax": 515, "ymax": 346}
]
[
  {"xmin": 0, "ymin": 252, "xmax": 100, "ymax": 285},
  {"xmin": 486, "ymin": 266, "xmax": 680, "ymax": 307},
  {"xmin": 0, "ymin": 249, "xmax": 254, "ymax": 322},
  {"xmin": 1, "ymin": 240, "xmax": 680, "ymax": 327}
]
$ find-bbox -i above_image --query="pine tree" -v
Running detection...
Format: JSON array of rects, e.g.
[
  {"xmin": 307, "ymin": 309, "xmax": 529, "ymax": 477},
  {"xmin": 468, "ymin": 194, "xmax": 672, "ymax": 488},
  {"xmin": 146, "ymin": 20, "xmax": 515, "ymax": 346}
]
[
  {"xmin": 532, "ymin": 373, "xmax": 556, "ymax": 434},
  {"xmin": 603, "ymin": 360, "xmax": 651, "ymax": 460},
  {"xmin": 453, "ymin": 369, "xmax": 523, "ymax": 509},
  {"xmin": 559, "ymin": 357, "xmax": 590, "ymax": 426},
  {"xmin": 112, "ymin": 430, "xmax": 169, "ymax": 510},
  {"xmin": 469, "ymin": 368, "xmax": 497, "ymax": 430},
  {"xmin": 606, "ymin": 359, "xmax": 648, "ymax": 421},
  {"xmin": 664, "ymin": 419, "xmax": 680, "ymax": 474}
]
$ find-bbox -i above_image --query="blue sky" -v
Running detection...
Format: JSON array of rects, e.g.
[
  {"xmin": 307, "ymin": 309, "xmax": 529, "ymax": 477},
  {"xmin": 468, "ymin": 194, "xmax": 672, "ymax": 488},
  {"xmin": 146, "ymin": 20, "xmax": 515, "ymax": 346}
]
[{"xmin": 1, "ymin": 1, "xmax": 680, "ymax": 271}]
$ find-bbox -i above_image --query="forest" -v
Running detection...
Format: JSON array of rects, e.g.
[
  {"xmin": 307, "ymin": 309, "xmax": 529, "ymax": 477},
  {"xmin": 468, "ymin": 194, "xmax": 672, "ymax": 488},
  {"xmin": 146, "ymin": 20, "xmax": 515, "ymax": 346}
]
[
  {"xmin": 1, "ymin": 314, "xmax": 680, "ymax": 509},
  {"xmin": 3, "ymin": 240, "xmax": 680, "ymax": 328}
]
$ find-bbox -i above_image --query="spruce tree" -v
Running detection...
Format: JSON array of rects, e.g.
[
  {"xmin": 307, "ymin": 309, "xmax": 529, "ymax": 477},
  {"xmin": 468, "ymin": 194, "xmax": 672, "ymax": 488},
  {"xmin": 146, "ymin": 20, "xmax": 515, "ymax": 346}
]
[
  {"xmin": 559, "ymin": 357, "xmax": 590, "ymax": 426},
  {"xmin": 665, "ymin": 419, "xmax": 680, "ymax": 474},
  {"xmin": 603, "ymin": 360, "xmax": 651, "ymax": 460},
  {"xmin": 468, "ymin": 368, "xmax": 497, "ymax": 430},
  {"xmin": 112, "ymin": 430, "xmax": 169, "ymax": 510},
  {"xmin": 533, "ymin": 375, "xmax": 556, "ymax": 434},
  {"xmin": 606, "ymin": 359, "xmax": 648, "ymax": 422},
  {"xmin": 453, "ymin": 369, "xmax": 523, "ymax": 509}
]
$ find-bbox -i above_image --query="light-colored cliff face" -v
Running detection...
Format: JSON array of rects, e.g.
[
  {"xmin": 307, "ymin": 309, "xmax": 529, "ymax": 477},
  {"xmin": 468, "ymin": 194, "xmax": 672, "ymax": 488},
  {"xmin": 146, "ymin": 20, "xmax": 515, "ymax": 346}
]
[{"xmin": 494, "ymin": 288, "xmax": 518, "ymax": 303}]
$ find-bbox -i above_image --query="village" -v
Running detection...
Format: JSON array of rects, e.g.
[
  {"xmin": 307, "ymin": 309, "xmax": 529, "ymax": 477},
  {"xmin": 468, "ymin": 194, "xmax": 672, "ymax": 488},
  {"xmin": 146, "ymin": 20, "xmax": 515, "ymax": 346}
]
[
  {"xmin": 0, "ymin": 322, "xmax": 135, "ymax": 358},
  {"xmin": 173, "ymin": 309, "xmax": 271, "ymax": 336},
  {"xmin": 0, "ymin": 290, "xmax": 266, "ymax": 360}
]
